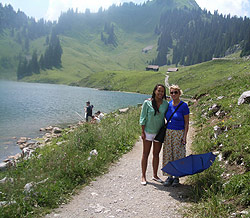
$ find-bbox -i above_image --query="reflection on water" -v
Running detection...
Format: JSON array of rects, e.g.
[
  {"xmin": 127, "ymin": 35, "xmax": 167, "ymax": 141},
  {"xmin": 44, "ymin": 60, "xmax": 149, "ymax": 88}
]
[{"xmin": 0, "ymin": 81, "xmax": 149, "ymax": 162}]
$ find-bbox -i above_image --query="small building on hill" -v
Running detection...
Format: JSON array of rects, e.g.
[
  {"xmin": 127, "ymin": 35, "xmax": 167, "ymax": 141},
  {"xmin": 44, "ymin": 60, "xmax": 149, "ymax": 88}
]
[
  {"xmin": 146, "ymin": 65, "xmax": 159, "ymax": 71},
  {"xmin": 167, "ymin": 68, "xmax": 178, "ymax": 72}
]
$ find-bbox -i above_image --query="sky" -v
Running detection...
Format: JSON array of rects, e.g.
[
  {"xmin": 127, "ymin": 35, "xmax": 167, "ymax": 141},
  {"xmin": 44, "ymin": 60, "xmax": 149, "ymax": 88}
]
[{"xmin": 1, "ymin": 0, "xmax": 250, "ymax": 21}]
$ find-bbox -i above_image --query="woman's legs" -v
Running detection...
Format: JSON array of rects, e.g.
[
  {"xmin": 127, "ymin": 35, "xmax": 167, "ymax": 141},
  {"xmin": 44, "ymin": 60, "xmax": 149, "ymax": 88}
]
[
  {"xmin": 141, "ymin": 139, "xmax": 152, "ymax": 182},
  {"xmin": 152, "ymin": 141, "xmax": 162, "ymax": 179}
]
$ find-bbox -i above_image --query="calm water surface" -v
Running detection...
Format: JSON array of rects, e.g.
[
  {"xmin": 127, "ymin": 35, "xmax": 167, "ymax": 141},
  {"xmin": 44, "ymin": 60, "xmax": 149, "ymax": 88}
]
[{"xmin": 0, "ymin": 81, "xmax": 149, "ymax": 162}]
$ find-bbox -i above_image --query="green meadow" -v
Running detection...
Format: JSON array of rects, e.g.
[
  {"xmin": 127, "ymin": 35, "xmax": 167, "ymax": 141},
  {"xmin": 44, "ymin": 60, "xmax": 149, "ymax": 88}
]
[
  {"xmin": 21, "ymin": 30, "xmax": 158, "ymax": 85},
  {"xmin": 0, "ymin": 54, "xmax": 249, "ymax": 217}
]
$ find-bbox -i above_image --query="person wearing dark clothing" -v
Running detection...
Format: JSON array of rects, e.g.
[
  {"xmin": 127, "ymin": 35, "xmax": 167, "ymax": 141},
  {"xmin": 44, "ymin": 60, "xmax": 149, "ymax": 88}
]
[{"xmin": 85, "ymin": 101, "xmax": 93, "ymax": 122}]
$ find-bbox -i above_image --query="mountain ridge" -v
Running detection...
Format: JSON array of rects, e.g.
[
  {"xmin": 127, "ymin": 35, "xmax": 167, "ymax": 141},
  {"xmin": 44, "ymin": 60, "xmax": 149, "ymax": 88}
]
[{"xmin": 1, "ymin": 0, "xmax": 250, "ymax": 86}]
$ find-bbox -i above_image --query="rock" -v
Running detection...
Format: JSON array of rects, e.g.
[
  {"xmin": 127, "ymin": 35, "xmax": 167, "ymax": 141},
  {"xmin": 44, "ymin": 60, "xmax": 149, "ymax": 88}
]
[
  {"xmin": 215, "ymin": 110, "xmax": 225, "ymax": 118},
  {"xmin": 94, "ymin": 204, "xmax": 105, "ymax": 213},
  {"xmin": 45, "ymin": 126, "xmax": 53, "ymax": 131},
  {"xmin": 24, "ymin": 182, "xmax": 34, "ymax": 193},
  {"xmin": 22, "ymin": 147, "xmax": 35, "ymax": 159},
  {"xmin": 209, "ymin": 104, "xmax": 220, "ymax": 113},
  {"xmin": 0, "ymin": 177, "xmax": 7, "ymax": 184},
  {"xmin": 0, "ymin": 201, "xmax": 16, "ymax": 206},
  {"xmin": 214, "ymin": 125, "xmax": 222, "ymax": 139},
  {"xmin": 52, "ymin": 127, "xmax": 62, "ymax": 134},
  {"xmin": 90, "ymin": 149, "xmax": 98, "ymax": 156},
  {"xmin": 217, "ymin": 96, "xmax": 224, "ymax": 100},
  {"xmin": 119, "ymin": 108, "xmax": 129, "ymax": 113},
  {"xmin": 0, "ymin": 162, "xmax": 8, "ymax": 171},
  {"xmin": 238, "ymin": 90, "xmax": 250, "ymax": 105},
  {"xmin": 17, "ymin": 137, "xmax": 28, "ymax": 144},
  {"xmin": 0, "ymin": 177, "xmax": 13, "ymax": 184},
  {"xmin": 26, "ymin": 139, "xmax": 37, "ymax": 146}
]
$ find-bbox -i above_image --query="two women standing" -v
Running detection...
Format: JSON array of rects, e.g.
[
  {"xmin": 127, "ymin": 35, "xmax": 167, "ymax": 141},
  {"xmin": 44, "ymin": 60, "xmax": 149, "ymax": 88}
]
[{"xmin": 140, "ymin": 84, "xmax": 189, "ymax": 186}]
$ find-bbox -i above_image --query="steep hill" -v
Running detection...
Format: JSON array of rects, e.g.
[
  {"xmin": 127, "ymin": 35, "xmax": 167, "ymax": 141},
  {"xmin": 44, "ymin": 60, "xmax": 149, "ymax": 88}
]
[
  {"xmin": 2, "ymin": 0, "xmax": 250, "ymax": 87},
  {"xmin": 0, "ymin": 0, "xmax": 198, "ymax": 83}
]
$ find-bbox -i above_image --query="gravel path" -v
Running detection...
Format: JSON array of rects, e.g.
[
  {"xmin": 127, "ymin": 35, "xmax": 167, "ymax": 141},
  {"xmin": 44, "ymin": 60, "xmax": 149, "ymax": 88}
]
[{"xmin": 45, "ymin": 124, "xmax": 195, "ymax": 218}]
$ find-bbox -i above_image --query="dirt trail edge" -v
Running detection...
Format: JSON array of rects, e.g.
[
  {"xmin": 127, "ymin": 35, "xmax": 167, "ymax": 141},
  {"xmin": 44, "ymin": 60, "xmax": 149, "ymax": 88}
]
[{"xmin": 45, "ymin": 124, "xmax": 195, "ymax": 218}]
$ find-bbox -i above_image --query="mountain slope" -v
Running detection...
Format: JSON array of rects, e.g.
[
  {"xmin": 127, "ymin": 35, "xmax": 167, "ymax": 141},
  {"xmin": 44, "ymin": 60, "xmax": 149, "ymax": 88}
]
[{"xmin": 0, "ymin": 0, "xmax": 199, "ymax": 84}]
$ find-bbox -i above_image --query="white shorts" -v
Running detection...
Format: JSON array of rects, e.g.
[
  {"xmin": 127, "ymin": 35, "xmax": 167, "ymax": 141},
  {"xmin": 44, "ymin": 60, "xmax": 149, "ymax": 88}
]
[{"xmin": 145, "ymin": 132, "xmax": 158, "ymax": 142}]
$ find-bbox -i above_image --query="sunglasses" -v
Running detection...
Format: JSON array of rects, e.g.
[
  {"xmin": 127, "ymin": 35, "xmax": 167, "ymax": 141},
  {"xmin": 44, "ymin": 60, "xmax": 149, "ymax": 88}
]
[{"xmin": 170, "ymin": 91, "xmax": 179, "ymax": 95}]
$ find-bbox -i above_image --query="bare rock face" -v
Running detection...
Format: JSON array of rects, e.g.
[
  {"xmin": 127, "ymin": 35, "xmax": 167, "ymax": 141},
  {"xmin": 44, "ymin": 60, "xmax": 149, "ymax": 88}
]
[{"xmin": 238, "ymin": 91, "xmax": 250, "ymax": 105}]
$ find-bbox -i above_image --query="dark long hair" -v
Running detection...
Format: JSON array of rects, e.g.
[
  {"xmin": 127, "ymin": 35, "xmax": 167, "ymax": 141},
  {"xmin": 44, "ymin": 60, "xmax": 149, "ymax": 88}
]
[{"xmin": 152, "ymin": 84, "xmax": 166, "ymax": 115}]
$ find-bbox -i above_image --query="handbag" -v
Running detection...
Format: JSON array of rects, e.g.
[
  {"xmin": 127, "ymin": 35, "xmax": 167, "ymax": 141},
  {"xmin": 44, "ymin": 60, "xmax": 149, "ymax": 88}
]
[{"xmin": 154, "ymin": 101, "xmax": 184, "ymax": 143}]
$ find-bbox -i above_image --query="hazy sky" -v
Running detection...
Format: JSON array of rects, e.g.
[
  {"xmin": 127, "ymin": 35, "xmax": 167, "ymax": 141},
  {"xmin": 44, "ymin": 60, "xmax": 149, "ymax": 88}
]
[{"xmin": 1, "ymin": 0, "xmax": 250, "ymax": 21}]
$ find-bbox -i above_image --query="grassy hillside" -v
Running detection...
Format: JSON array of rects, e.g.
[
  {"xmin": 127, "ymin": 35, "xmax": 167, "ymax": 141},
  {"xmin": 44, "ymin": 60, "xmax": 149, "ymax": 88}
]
[
  {"xmin": 0, "ymin": 0, "xmax": 199, "ymax": 84},
  {"xmin": 22, "ymin": 29, "xmax": 158, "ymax": 85},
  {"xmin": 78, "ymin": 69, "xmax": 166, "ymax": 94},
  {"xmin": 1, "ymin": 55, "xmax": 249, "ymax": 217},
  {"xmin": 168, "ymin": 58, "xmax": 250, "ymax": 97},
  {"xmin": 185, "ymin": 62, "xmax": 250, "ymax": 217},
  {"xmin": 0, "ymin": 30, "xmax": 22, "ymax": 80}
]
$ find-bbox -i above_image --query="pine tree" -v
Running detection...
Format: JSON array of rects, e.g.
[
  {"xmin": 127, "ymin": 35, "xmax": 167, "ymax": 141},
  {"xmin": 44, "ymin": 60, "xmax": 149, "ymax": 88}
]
[
  {"xmin": 31, "ymin": 50, "xmax": 40, "ymax": 74},
  {"xmin": 39, "ymin": 54, "xmax": 45, "ymax": 70}
]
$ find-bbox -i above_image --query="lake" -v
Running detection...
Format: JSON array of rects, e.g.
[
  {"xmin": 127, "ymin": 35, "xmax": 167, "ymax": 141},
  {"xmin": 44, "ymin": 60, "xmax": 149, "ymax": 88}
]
[{"xmin": 0, "ymin": 81, "xmax": 150, "ymax": 162}]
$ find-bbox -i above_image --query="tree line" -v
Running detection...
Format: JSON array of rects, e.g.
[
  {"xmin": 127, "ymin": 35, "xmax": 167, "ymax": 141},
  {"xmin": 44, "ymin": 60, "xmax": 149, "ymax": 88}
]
[
  {"xmin": 0, "ymin": 3, "xmax": 53, "ymax": 50},
  {"xmin": 17, "ymin": 31, "xmax": 63, "ymax": 80},
  {"xmin": 101, "ymin": 23, "xmax": 117, "ymax": 47},
  {"xmin": 152, "ymin": 8, "xmax": 250, "ymax": 66}
]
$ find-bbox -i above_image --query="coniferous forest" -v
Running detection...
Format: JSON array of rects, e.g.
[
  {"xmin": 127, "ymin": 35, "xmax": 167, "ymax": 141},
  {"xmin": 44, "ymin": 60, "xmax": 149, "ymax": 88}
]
[
  {"xmin": 152, "ymin": 8, "xmax": 250, "ymax": 66},
  {"xmin": 1, "ymin": 0, "xmax": 250, "ymax": 81}
]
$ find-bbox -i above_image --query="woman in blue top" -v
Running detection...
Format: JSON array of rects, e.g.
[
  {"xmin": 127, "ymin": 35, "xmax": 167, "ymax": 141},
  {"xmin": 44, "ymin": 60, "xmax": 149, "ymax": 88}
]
[
  {"xmin": 163, "ymin": 85, "xmax": 190, "ymax": 187},
  {"xmin": 140, "ymin": 84, "xmax": 168, "ymax": 185}
]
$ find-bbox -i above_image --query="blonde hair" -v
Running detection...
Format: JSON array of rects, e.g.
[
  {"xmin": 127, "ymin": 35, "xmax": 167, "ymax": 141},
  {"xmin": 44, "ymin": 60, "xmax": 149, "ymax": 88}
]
[{"xmin": 169, "ymin": 84, "xmax": 183, "ymax": 96}]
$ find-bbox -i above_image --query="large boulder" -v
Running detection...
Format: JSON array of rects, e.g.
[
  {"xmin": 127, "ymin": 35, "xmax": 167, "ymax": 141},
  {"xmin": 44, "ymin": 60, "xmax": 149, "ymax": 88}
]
[{"xmin": 238, "ymin": 91, "xmax": 250, "ymax": 105}]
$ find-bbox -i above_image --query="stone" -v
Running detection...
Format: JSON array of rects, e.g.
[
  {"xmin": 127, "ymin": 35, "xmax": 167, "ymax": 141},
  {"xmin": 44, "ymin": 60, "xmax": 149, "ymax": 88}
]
[
  {"xmin": 238, "ymin": 90, "xmax": 250, "ymax": 105},
  {"xmin": 214, "ymin": 125, "xmax": 222, "ymax": 139},
  {"xmin": 52, "ymin": 127, "xmax": 62, "ymax": 134},
  {"xmin": 17, "ymin": 137, "xmax": 28, "ymax": 144},
  {"xmin": 45, "ymin": 126, "xmax": 53, "ymax": 131},
  {"xmin": 217, "ymin": 96, "xmax": 224, "ymax": 100},
  {"xmin": 22, "ymin": 147, "xmax": 35, "ymax": 158},
  {"xmin": 209, "ymin": 104, "xmax": 220, "ymax": 113},
  {"xmin": 90, "ymin": 149, "xmax": 98, "ymax": 156},
  {"xmin": 215, "ymin": 110, "xmax": 225, "ymax": 118},
  {"xmin": 24, "ymin": 182, "xmax": 34, "ymax": 193},
  {"xmin": 0, "ymin": 176, "xmax": 13, "ymax": 184},
  {"xmin": 0, "ymin": 177, "xmax": 7, "ymax": 184},
  {"xmin": 119, "ymin": 108, "xmax": 129, "ymax": 113},
  {"xmin": 0, "ymin": 162, "xmax": 8, "ymax": 171}
]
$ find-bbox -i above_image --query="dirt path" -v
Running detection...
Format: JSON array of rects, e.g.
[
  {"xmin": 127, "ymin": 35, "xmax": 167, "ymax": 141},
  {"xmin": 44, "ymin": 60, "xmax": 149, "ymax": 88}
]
[{"xmin": 45, "ymin": 124, "xmax": 195, "ymax": 218}]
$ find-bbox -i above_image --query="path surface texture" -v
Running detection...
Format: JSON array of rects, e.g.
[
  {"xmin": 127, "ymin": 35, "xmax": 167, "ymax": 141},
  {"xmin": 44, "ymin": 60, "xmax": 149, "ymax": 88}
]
[{"xmin": 45, "ymin": 125, "xmax": 195, "ymax": 218}]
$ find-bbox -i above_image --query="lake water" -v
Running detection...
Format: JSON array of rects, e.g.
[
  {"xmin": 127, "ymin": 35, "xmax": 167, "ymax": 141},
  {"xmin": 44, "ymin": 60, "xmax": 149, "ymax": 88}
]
[{"xmin": 0, "ymin": 81, "xmax": 150, "ymax": 162}]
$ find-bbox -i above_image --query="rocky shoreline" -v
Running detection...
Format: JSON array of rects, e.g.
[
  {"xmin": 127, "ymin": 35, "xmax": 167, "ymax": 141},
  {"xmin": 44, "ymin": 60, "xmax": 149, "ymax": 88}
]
[
  {"xmin": 0, "ymin": 107, "xmax": 130, "ymax": 172},
  {"xmin": 0, "ymin": 121, "xmax": 85, "ymax": 172}
]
